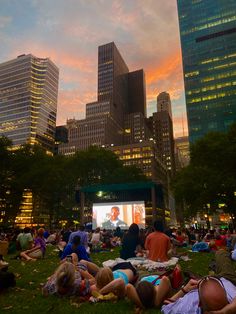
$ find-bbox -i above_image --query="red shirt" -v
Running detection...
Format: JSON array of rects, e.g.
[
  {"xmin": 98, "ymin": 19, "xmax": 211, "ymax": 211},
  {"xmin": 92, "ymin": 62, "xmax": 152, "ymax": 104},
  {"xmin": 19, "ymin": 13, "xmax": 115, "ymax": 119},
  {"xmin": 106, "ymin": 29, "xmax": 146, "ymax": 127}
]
[
  {"xmin": 145, "ymin": 231, "xmax": 171, "ymax": 262},
  {"xmin": 176, "ymin": 235, "xmax": 185, "ymax": 244}
]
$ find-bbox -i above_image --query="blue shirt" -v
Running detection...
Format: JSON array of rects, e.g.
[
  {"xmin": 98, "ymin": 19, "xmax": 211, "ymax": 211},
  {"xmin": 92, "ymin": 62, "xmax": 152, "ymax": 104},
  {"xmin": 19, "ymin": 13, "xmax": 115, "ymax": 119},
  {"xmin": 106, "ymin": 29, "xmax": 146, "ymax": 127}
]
[
  {"xmin": 68, "ymin": 231, "xmax": 88, "ymax": 248},
  {"xmin": 61, "ymin": 243, "xmax": 89, "ymax": 261}
]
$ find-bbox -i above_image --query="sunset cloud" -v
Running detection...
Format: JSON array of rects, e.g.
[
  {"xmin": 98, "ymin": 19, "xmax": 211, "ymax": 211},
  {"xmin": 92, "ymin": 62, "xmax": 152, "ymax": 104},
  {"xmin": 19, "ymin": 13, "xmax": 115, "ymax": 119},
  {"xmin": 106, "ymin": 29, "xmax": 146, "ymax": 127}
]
[{"xmin": 0, "ymin": 0, "xmax": 187, "ymax": 138}]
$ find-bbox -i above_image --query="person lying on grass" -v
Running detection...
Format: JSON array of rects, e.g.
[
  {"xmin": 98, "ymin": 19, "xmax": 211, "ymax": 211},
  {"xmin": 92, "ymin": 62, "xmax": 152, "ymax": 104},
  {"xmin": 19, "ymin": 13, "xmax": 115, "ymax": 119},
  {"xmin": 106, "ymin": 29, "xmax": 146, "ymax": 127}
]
[
  {"xmin": 92, "ymin": 262, "xmax": 137, "ymax": 298},
  {"xmin": 92, "ymin": 264, "xmax": 171, "ymax": 308},
  {"xmin": 61, "ymin": 252, "xmax": 99, "ymax": 283},
  {"xmin": 126, "ymin": 275, "xmax": 171, "ymax": 310},
  {"xmin": 42, "ymin": 261, "xmax": 92, "ymax": 297},
  {"xmin": 161, "ymin": 250, "xmax": 236, "ymax": 314}
]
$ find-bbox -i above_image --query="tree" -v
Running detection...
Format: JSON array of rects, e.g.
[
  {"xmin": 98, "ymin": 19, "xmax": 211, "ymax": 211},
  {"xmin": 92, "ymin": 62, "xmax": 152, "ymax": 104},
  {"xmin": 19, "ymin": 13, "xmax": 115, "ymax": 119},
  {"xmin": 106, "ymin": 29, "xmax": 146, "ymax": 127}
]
[
  {"xmin": 12, "ymin": 145, "xmax": 74, "ymax": 226},
  {"xmin": 69, "ymin": 146, "xmax": 146, "ymax": 186},
  {"xmin": 0, "ymin": 142, "xmax": 148, "ymax": 226},
  {"xmin": 172, "ymin": 123, "xmax": 236, "ymax": 223}
]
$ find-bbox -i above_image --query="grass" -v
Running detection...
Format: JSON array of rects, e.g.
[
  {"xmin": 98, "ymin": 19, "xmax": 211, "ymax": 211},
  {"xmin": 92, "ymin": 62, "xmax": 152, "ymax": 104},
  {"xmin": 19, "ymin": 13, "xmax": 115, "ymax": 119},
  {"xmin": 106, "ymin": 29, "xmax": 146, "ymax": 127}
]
[{"xmin": 0, "ymin": 246, "xmax": 214, "ymax": 314}]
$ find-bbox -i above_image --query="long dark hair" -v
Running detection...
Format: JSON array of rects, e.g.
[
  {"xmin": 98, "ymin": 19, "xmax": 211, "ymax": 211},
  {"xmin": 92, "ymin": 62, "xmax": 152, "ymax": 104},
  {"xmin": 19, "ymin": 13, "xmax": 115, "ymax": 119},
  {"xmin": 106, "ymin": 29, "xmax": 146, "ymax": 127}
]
[
  {"xmin": 136, "ymin": 281, "xmax": 155, "ymax": 308},
  {"xmin": 128, "ymin": 223, "xmax": 139, "ymax": 236}
]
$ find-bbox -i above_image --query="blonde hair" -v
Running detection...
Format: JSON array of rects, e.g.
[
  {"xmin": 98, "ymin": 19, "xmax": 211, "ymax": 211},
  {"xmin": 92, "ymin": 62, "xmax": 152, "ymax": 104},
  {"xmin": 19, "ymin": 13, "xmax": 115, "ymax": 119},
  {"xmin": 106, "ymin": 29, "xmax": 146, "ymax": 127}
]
[
  {"xmin": 55, "ymin": 262, "xmax": 75, "ymax": 292},
  {"xmin": 95, "ymin": 267, "xmax": 113, "ymax": 289},
  {"xmin": 37, "ymin": 228, "xmax": 45, "ymax": 237}
]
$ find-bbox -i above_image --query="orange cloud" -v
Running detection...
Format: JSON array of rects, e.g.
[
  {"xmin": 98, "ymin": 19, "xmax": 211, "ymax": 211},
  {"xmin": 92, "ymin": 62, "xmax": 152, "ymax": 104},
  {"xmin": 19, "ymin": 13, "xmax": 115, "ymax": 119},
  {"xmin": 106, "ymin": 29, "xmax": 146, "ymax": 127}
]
[
  {"xmin": 145, "ymin": 49, "xmax": 184, "ymax": 101},
  {"xmin": 11, "ymin": 41, "xmax": 95, "ymax": 75},
  {"xmin": 57, "ymin": 89, "xmax": 97, "ymax": 125}
]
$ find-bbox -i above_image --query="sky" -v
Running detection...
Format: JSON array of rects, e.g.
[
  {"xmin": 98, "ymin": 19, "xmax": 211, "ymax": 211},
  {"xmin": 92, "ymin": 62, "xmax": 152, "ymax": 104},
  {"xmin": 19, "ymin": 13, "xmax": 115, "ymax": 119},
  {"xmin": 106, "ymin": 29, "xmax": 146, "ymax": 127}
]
[{"xmin": 0, "ymin": 0, "xmax": 188, "ymax": 138}]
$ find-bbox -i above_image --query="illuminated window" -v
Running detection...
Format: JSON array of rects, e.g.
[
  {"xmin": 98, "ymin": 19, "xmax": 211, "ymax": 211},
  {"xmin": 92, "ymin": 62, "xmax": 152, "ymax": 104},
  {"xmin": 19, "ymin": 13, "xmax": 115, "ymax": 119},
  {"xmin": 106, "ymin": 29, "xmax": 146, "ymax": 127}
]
[{"xmin": 185, "ymin": 71, "xmax": 199, "ymax": 78}]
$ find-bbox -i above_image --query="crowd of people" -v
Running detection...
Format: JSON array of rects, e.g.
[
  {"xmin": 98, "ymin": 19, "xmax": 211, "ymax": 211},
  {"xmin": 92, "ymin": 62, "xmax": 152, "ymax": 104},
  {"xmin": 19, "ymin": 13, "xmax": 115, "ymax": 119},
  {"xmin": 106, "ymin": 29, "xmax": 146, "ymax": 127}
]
[{"xmin": 1, "ymin": 221, "xmax": 236, "ymax": 313}]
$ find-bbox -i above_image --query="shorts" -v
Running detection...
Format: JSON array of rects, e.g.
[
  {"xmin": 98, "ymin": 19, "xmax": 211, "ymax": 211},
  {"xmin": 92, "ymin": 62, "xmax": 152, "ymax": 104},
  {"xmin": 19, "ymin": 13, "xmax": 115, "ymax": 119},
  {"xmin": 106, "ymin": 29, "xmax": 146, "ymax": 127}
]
[
  {"xmin": 112, "ymin": 262, "xmax": 137, "ymax": 276},
  {"xmin": 28, "ymin": 249, "xmax": 43, "ymax": 259},
  {"xmin": 77, "ymin": 262, "xmax": 88, "ymax": 272}
]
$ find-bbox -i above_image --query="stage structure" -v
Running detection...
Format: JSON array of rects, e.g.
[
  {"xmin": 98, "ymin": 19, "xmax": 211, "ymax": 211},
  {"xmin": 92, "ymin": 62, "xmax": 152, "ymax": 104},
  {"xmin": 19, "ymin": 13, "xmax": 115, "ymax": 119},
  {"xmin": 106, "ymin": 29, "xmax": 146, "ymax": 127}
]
[{"xmin": 76, "ymin": 182, "xmax": 171, "ymax": 228}]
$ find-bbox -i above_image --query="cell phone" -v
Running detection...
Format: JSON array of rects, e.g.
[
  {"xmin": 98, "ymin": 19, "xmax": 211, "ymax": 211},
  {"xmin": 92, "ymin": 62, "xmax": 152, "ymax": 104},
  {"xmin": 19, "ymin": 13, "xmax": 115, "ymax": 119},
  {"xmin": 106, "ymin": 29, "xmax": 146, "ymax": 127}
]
[{"xmin": 66, "ymin": 255, "xmax": 72, "ymax": 262}]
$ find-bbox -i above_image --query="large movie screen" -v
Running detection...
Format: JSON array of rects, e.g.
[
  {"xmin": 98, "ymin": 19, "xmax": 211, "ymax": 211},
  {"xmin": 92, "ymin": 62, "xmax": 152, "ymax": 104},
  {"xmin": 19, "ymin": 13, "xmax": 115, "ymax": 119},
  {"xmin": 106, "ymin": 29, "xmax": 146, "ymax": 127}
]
[{"xmin": 92, "ymin": 201, "xmax": 145, "ymax": 230}]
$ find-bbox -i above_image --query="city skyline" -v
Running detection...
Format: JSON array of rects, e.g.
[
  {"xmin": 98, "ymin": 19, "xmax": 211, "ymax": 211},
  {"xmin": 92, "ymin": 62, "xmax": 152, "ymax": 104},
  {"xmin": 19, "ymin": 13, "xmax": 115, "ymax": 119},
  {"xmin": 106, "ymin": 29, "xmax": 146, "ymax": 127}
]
[{"xmin": 0, "ymin": 0, "xmax": 188, "ymax": 138}]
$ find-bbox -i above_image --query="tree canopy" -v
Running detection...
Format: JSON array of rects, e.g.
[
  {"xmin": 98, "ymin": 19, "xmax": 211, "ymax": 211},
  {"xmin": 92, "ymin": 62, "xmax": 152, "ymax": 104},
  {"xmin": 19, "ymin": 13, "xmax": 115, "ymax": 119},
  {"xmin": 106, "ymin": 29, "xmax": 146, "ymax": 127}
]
[
  {"xmin": 0, "ymin": 143, "xmax": 146, "ymax": 225},
  {"xmin": 172, "ymin": 122, "xmax": 236, "ymax": 220}
]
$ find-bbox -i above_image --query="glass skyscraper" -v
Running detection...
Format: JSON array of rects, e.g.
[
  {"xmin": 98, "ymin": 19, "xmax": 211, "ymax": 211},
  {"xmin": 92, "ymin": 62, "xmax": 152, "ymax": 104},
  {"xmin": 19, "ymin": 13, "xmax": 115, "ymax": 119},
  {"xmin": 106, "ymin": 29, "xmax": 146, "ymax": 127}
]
[
  {"xmin": 0, "ymin": 54, "xmax": 59, "ymax": 152},
  {"xmin": 177, "ymin": 0, "xmax": 236, "ymax": 142}
]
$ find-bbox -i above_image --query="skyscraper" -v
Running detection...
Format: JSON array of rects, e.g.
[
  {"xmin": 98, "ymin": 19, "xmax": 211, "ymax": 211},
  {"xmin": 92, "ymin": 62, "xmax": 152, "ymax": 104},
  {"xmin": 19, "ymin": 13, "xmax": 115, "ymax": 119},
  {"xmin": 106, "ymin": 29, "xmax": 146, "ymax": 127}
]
[
  {"xmin": 0, "ymin": 54, "xmax": 59, "ymax": 152},
  {"xmin": 148, "ymin": 92, "xmax": 175, "ymax": 176},
  {"xmin": 177, "ymin": 0, "xmax": 236, "ymax": 142},
  {"xmin": 157, "ymin": 92, "xmax": 172, "ymax": 118},
  {"xmin": 59, "ymin": 42, "xmax": 147, "ymax": 154}
]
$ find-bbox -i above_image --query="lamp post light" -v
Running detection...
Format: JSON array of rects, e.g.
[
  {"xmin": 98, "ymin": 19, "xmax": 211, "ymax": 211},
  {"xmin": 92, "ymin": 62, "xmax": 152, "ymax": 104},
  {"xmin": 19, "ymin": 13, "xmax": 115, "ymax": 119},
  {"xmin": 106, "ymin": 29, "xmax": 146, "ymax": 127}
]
[{"xmin": 204, "ymin": 214, "xmax": 210, "ymax": 229}]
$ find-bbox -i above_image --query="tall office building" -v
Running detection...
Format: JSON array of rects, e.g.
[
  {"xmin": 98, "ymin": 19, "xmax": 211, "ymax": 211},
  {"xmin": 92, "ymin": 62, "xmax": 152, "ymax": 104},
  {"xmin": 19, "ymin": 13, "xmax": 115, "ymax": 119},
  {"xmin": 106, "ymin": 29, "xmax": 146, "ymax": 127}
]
[
  {"xmin": 59, "ymin": 42, "xmax": 147, "ymax": 154},
  {"xmin": 177, "ymin": 0, "xmax": 236, "ymax": 142},
  {"xmin": 0, "ymin": 54, "xmax": 59, "ymax": 152},
  {"xmin": 157, "ymin": 92, "xmax": 172, "ymax": 118},
  {"xmin": 148, "ymin": 92, "xmax": 175, "ymax": 176}
]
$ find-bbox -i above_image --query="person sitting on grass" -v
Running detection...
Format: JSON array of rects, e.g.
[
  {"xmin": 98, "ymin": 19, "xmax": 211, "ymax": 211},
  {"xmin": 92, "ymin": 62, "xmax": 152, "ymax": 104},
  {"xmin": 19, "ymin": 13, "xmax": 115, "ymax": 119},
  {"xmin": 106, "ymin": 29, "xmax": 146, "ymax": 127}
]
[
  {"xmin": 92, "ymin": 262, "xmax": 137, "ymax": 298},
  {"xmin": 16, "ymin": 227, "xmax": 33, "ymax": 251},
  {"xmin": 60, "ymin": 236, "xmax": 90, "ymax": 262},
  {"xmin": 20, "ymin": 228, "xmax": 46, "ymax": 261},
  {"xmin": 91, "ymin": 228, "xmax": 101, "ymax": 246},
  {"xmin": 42, "ymin": 262, "xmax": 91, "ymax": 297},
  {"xmin": 145, "ymin": 220, "xmax": 171, "ymax": 262},
  {"xmin": 120, "ymin": 223, "xmax": 141, "ymax": 260}
]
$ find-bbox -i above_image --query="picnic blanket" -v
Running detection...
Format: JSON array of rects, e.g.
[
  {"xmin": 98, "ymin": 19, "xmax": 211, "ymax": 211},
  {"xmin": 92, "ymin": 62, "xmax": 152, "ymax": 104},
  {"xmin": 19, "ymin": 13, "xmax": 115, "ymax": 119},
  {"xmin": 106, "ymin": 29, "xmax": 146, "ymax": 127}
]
[{"xmin": 102, "ymin": 257, "xmax": 178, "ymax": 272}]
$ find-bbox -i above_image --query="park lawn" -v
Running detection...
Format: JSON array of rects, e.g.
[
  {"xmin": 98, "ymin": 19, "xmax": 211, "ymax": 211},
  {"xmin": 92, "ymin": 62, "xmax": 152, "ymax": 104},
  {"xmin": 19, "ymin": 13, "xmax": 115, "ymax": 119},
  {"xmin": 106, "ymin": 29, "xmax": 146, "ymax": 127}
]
[{"xmin": 0, "ymin": 246, "xmax": 214, "ymax": 314}]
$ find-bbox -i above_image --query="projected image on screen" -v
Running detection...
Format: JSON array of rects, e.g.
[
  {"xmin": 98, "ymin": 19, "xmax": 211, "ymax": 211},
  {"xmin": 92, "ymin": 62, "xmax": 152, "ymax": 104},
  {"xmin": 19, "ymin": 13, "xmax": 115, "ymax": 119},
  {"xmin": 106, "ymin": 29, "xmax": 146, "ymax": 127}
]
[{"xmin": 92, "ymin": 201, "xmax": 145, "ymax": 230}]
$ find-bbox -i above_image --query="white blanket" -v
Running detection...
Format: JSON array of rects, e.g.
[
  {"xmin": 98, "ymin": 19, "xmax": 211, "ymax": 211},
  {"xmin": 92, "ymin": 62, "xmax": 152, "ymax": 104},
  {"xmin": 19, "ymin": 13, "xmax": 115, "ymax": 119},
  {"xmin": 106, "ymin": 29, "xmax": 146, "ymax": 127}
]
[{"xmin": 102, "ymin": 257, "xmax": 178, "ymax": 271}]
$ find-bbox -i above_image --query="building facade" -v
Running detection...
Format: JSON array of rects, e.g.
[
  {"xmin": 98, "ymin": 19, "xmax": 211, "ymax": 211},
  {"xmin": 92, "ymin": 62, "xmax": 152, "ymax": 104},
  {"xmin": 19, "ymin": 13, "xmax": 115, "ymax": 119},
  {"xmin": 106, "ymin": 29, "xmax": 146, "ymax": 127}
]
[
  {"xmin": 148, "ymin": 92, "xmax": 176, "ymax": 176},
  {"xmin": 111, "ymin": 140, "xmax": 167, "ymax": 187},
  {"xmin": 0, "ymin": 54, "xmax": 59, "ymax": 153},
  {"xmin": 177, "ymin": 0, "xmax": 236, "ymax": 142},
  {"xmin": 58, "ymin": 42, "xmax": 147, "ymax": 153},
  {"xmin": 175, "ymin": 136, "xmax": 190, "ymax": 170},
  {"xmin": 157, "ymin": 92, "xmax": 172, "ymax": 118}
]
